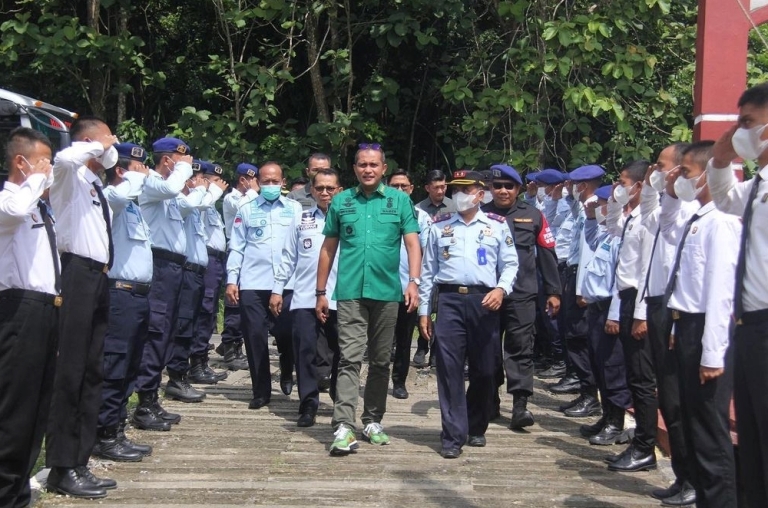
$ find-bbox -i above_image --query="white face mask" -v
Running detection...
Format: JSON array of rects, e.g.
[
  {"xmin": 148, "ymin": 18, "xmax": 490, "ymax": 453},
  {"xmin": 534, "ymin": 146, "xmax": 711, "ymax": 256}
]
[
  {"xmin": 454, "ymin": 190, "xmax": 480, "ymax": 212},
  {"xmin": 732, "ymin": 124, "xmax": 768, "ymax": 161},
  {"xmin": 481, "ymin": 191, "xmax": 493, "ymax": 205},
  {"xmin": 99, "ymin": 146, "xmax": 119, "ymax": 169},
  {"xmin": 613, "ymin": 183, "xmax": 637, "ymax": 206},
  {"xmin": 595, "ymin": 205, "xmax": 606, "ymax": 224},
  {"xmin": 674, "ymin": 173, "xmax": 705, "ymax": 202},
  {"xmin": 537, "ymin": 187, "xmax": 546, "ymax": 200},
  {"xmin": 572, "ymin": 184, "xmax": 582, "ymax": 202},
  {"xmin": 650, "ymin": 170, "xmax": 666, "ymax": 193}
]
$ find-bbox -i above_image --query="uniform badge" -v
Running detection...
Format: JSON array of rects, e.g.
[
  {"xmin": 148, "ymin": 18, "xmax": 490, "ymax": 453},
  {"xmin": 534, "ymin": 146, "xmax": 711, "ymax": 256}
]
[
  {"xmin": 90, "ymin": 189, "xmax": 97, "ymax": 197},
  {"xmin": 442, "ymin": 247, "xmax": 450, "ymax": 259},
  {"xmin": 628, "ymin": 224, "xmax": 633, "ymax": 231},
  {"xmin": 303, "ymin": 238, "xmax": 312, "ymax": 249},
  {"xmin": 234, "ymin": 217, "xmax": 242, "ymax": 228},
  {"xmin": 386, "ymin": 197, "xmax": 393, "ymax": 208},
  {"xmin": 177, "ymin": 144, "xmax": 187, "ymax": 154},
  {"xmin": 31, "ymin": 213, "xmax": 39, "ymax": 223},
  {"xmin": 441, "ymin": 225, "xmax": 454, "ymax": 237},
  {"xmin": 131, "ymin": 146, "xmax": 144, "ymax": 158},
  {"xmin": 691, "ymin": 226, "xmax": 698, "ymax": 234},
  {"xmin": 260, "ymin": 219, "xmax": 267, "ymax": 226},
  {"xmin": 762, "ymin": 193, "xmax": 768, "ymax": 203},
  {"xmin": 505, "ymin": 236, "xmax": 513, "ymax": 246},
  {"xmin": 345, "ymin": 225, "xmax": 354, "ymax": 236},
  {"xmin": 344, "ymin": 198, "xmax": 354, "ymax": 207},
  {"xmin": 483, "ymin": 226, "xmax": 492, "ymax": 237},
  {"xmin": 255, "ymin": 227, "xmax": 264, "ymax": 237}
]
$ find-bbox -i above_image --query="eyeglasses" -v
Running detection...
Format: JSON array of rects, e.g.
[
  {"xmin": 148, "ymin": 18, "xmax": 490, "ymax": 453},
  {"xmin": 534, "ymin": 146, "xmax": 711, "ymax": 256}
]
[
  {"xmin": 492, "ymin": 182, "xmax": 517, "ymax": 190},
  {"xmin": 389, "ymin": 183, "xmax": 411, "ymax": 189},
  {"xmin": 313, "ymin": 185, "xmax": 338, "ymax": 193},
  {"xmin": 358, "ymin": 143, "xmax": 382, "ymax": 151}
]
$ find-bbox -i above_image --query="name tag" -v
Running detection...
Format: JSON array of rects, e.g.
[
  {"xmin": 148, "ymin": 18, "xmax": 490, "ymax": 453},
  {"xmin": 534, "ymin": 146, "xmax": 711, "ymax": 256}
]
[{"xmin": 513, "ymin": 218, "xmax": 533, "ymax": 223}]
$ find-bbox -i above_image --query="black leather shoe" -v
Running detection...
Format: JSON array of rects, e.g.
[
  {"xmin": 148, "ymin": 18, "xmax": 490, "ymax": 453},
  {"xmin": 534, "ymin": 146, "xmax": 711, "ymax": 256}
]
[
  {"xmin": 607, "ymin": 447, "xmax": 657, "ymax": 472},
  {"xmin": 537, "ymin": 361, "xmax": 566, "ymax": 379},
  {"xmin": 216, "ymin": 342, "xmax": 249, "ymax": 371},
  {"xmin": 413, "ymin": 349, "xmax": 427, "ymax": 367},
  {"xmin": 589, "ymin": 423, "xmax": 627, "ymax": 446},
  {"xmin": 93, "ymin": 427, "xmax": 143, "ymax": 462},
  {"xmin": 318, "ymin": 375, "xmax": 332, "ymax": 392},
  {"xmin": 280, "ymin": 379, "xmax": 294, "ymax": 396},
  {"xmin": 132, "ymin": 392, "xmax": 172, "ymax": 431},
  {"xmin": 392, "ymin": 385, "xmax": 409, "ymax": 399},
  {"xmin": 579, "ymin": 415, "xmax": 607, "ymax": 437},
  {"xmin": 660, "ymin": 484, "xmax": 696, "ymax": 506},
  {"xmin": 549, "ymin": 374, "xmax": 580, "ymax": 394},
  {"xmin": 248, "ymin": 397, "xmax": 269, "ymax": 410},
  {"xmin": 467, "ymin": 435, "xmax": 486, "ymax": 447},
  {"xmin": 152, "ymin": 393, "xmax": 181, "ymax": 424},
  {"xmin": 165, "ymin": 371, "xmax": 206, "ymax": 402},
  {"xmin": 604, "ymin": 445, "xmax": 632, "ymax": 464},
  {"xmin": 559, "ymin": 394, "xmax": 584, "ymax": 412},
  {"xmin": 76, "ymin": 466, "xmax": 116, "ymax": 490},
  {"xmin": 47, "ymin": 467, "xmax": 107, "ymax": 499},
  {"xmin": 652, "ymin": 480, "xmax": 684, "ymax": 500},
  {"xmin": 564, "ymin": 395, "xmax": 601, "ymax": 418},
  {"xmin": 509, "ymin": 395, "xmax": 534, "ymax": 429},
  {"xmin": 118, "ymin": 422, "xmax": 152, "ymax": 456},
  {"xmin": 440, "ymin": 447, "xmax": 462, "ymax": 459},
  {"xmin": 189, "ymin": 357, "xmax": 218, "ymax": 384},
  {"xmin": 297, "ymin": 412, "xmax": 316, "ymax": 427}
]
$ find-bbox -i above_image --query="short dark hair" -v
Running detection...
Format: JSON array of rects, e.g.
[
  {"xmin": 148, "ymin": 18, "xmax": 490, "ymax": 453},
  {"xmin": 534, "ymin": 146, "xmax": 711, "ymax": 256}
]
[
  {"xmin": 354, "ymin": 147, "xmax": 386, "ymax": 164},
  {"xmin": 669, "ymin": 143, "xmax": 691, "ymax": 165},
  {"xmin": 425, "ymin": 169, "xmax": 446, "ymax": 184},
  {"xmin": 311, "ymin": 168, "xmax": 340, "ymax": 185},
  {"xmin": 106, "ymin": 157, "xmax": 133, "ymax": 184},
  {"xmin": 738, "ymin": 83, "xmax": 768, "ymax": 108},
  {"xmin": 621, "ymin": 160, "xmax": 650, "ymax": 183},
  {"xmin": 308, "ymin": 153, "xmax": 331, "ymax": 165},
  {"xmin": 69, "ymin": 116, "xmax": 108, "ymax": 141},
  {"xmin": 388, "ymin": 169, "xmax": 413, "ymax": 185},
  {"xmin": 5, "ymin": 127, "xmax": 53, "ymax": 170},
  {"xmin": 290, "ymin": 176, "xmax": 309, "ymax": 187},
  {"xmin": 258, "ymin": 161, "xmax": 283, "ymax": 178},
  {"xmin": 681, "ymin": 141, "xmax": 715, "ymax": 170}
]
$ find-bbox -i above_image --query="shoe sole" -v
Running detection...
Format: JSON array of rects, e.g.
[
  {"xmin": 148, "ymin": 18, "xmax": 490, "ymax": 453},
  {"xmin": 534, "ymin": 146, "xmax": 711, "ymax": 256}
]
[
  {"xmin": 165, "ymin": 392, "xmax": 205, "ymax": 403},
  {"xmin": 362, "ymin": 435, "xmax": 390, "ymax": 446},
  {"xmin": 92, "ymin": 452, "xmax": 144, "ymax": 462},
  {"xmin": 608, "ymin": 463, "xmax": 658, "ymax": 472},
  {"xmin": 329, "ymin": 442, "xmax": 359, "ymax": 456},
  {"xmin": 564, "ymin": 410, "xmax": 602, "ymax": 418},
  {"xmin": 46, "ymin": 486, "xmax": 108, "ymax": 499},
  {"xmin": 550, "ymin": 387, "xmax": 581, "ymax": 395},
  {"xmin": 130, "ymin": 422, "xmax": 171, "ymax": 432},
  {"xmin": 509, "ymin": 417, "xmax": 535, "ymax": 430},
  {"xmin": 589, "ymin": 435, "xmax": 625, "ymax": 446}
]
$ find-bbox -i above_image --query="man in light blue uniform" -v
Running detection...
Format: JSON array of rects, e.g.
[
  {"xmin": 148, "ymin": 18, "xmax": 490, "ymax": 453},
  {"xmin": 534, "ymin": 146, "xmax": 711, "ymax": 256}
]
[
  {"xmin": 271, "ymin": 168, "xmax": 342, "ymax": 427},
  {"xmin": 190, "ymin": 161, "xmax": 230, "ymax": 381},
  {"xmin": 388, "ymin": 170, "xmax": 432, "ymax": 400},
  {"xmin": 226, "ymin": 162, "xmax": 303, "ymax": 409},
  {"xmin": 216, "ymin": 163, "xmax": 259, "ymax": 371},
  {"xmin": 93, "ymin": 143, "xmax": 156, "ymax": 462},
  {"xmin": 134, "ymin": 137, "xmax": 193, "ymax": 430},
  {"xmin": 165, "ymin": 161, "xmax": 226, "ymax": 397},
  {"xmin": 418, "ymin": 170, "xmax": 518, "ymax": 458}
]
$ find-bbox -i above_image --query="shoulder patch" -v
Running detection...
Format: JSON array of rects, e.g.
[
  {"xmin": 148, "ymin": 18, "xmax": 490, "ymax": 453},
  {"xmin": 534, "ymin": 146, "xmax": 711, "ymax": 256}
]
[
  {"xmin": 433, "ymin": 213, "xmax": 453, "ymax": 223},
  {"xmin": 485, "ymin": 212, "xmax": 506, "ymax": 223}
]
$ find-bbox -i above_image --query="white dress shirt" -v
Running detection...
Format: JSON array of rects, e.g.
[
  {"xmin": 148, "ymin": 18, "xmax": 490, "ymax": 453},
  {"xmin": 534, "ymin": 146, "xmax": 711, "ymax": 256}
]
[
  {"xmin": 49, "ymin": 141, "xmax": 111, "ymax": 263},
  {"xmin": 613, "ymin": 205, "xmax": 652, "ymax": 320},
  {"xmin": 707, "ymin": 161, "xmax": 768, "ymax": 312},
  {"xmin": 666, "ymin": 202, "xmax": 741, "ymax": 368},
  {"xmin": 0, "ymin": 175, "xmax": 59, "ymax": 294},
  {"xmin": 223, "ymin": 188, "xmax": 258, "ymax": 238}
]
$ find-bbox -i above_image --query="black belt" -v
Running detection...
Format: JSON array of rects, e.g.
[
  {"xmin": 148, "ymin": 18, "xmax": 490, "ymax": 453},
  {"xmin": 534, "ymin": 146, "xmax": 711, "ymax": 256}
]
[
  {"xmin": 558, "ymin": 261, "xmax": 568, "ymax": 270},
  {"xmin": 0, "ymin": 288, "xmax": 62, "ymax": 307},
  {"xmin": 618, "ymin": 288, "xmax": 638, "ymax": 300},
  {"xmin": 183, "ymin": 262, "xmax": 206, "ymax": 275},
  {"xmin": 645, "ymin": 295, "xmax": 664, "ymax": 305},
  {"xmin": 61, "ymin": 252, "xmax": 109, "ymax": 274},
  {"xmin": 108, "ymin": 279, "xmax": 151, "ymax": 296},
  {"xmin": 589, "ymin": 298, "xmax": 612, "ymax": 313},
  {"xmin": 738, "ymin": 309, "xmax": 768, "ymax": 326},
  {"xmin": 437, "ymin": 284, "xmax": 491, "ymax": 295},
  {"xmin": 207, "ymin": 247, "xmax": 227, "ymax": 261},
  {"xmin": 151, "ymin": 248, "xmax": 187, "ymax": 266},
  {"xmin": 670, "ymin": 310, "xmax": 704, "ymax": 321}
]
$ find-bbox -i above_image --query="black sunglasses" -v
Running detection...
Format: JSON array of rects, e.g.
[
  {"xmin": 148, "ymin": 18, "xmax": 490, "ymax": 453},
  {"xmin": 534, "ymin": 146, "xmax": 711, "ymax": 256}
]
[
  {"xmin": 314, "ymin": 185, "xmax": 338, "ymax": 193},
  {"xmin": 492, "ymin": 182, "xmax": 517, "ymax": 190}
]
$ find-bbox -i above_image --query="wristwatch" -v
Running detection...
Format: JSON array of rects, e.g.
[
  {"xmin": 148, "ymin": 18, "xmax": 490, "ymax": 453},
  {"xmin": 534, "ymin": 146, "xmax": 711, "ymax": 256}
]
[{"xmin": 409, "ymin": 277, "xmax": 422, "ymax": 286}]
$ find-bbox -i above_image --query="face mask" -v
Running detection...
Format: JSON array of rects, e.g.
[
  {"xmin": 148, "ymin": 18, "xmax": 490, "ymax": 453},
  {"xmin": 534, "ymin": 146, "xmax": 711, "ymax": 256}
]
[
  {"xmin": 572, "ymin": 184, "xmax": 582, "ymax": 202},
  {"xmin": 595, "ymin": 205, "xmax": 606, "ymax": 224},
  {"xmin": 99, "ymin": 146, "xmax": 119, "ymax": 169},
  {"xmin": 454, "ymin": 190, "xmax": 479, "ymax": 212},
  {"xmin": 650, "ymin": 170, "xmax": 666, "ymax": 193},
  {"xmin": 537, "ymin": 187, "xmax": 546, "ymax": 200},
  {"xmin": 481, "ymin": 191, "xmax": 493, "ymax": 205},
  {"xmin": 613, "ymin": 183, "xmax": 637, "ymax": 206},
  {"xmin": 260, "ymin": 184, "xmax": 282, "ymax": 201},
  {"xmin": 732, "ymin": 124, "xmax": 768, "ymax": 160},
  {"xmin": 673, "ymin": 173, "xmax": 705, "ymax": 202}
]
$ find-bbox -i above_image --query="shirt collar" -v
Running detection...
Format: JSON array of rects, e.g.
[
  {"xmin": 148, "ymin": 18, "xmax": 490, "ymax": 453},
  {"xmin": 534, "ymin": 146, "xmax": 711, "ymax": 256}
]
[
  {"xmin": 2, "ymin": 181, "xmax": 19, "ymax": 192},
  {"xmin": 354, "ymin": 182, "xmax": 386, "ymax": 197},
  {"xmin": 256, "ymin": 193, "xmax": 285, "ymax": 207},
  {"xmin": 456, "ymin": 209, "xmax": 485, "ymax": 226},
  {"xmin": 696, "ymin": 201, "xmax": 716, "ymax": 216},
  {"xmin": 84, "ymin": 167, "xmax": 102, "ymax": 186},
  {"xmin": 308, "ymin": 205, "xmax": 326, "ymax": 219}
]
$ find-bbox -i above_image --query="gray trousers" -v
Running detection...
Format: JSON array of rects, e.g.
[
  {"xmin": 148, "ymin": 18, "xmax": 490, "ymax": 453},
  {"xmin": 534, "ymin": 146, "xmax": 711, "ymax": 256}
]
[{"xmin": 332, "ymin": 299, "xmax": 398, "ymax": 430}]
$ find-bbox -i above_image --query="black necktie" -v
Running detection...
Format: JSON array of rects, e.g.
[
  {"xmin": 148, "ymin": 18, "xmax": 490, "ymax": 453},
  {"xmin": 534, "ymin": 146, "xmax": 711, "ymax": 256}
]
[
  {"xmin": 663, "ymin": 213, "xmax": 701, "ymax": 303},
  {"xmin": 641, "ymin": 227, "xmax": 662, "ymax": 300},
  {"xmin": 734, "ymin": 173, "xmax": 763, "ymax": 320},
  {"xmin": 93, "ymin": 182, "xmax": 114, "ymax": 269},
  {"xmin": 38, "ymin": 200, "xmax": 61, "ymax": 294}
]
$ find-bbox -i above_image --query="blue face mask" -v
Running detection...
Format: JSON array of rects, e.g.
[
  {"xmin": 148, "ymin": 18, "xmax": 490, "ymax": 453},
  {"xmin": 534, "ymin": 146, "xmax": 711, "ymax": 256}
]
[{"xmin": 261, "ymin": 184, "xmax": 282, "ymax": 201}]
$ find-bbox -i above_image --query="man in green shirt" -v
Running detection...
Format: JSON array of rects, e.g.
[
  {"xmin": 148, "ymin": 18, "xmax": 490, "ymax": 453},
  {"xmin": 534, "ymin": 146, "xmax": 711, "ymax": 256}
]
[{"xmin": 316, "ymin": 144, "xmax": 421, "ymax": 456}]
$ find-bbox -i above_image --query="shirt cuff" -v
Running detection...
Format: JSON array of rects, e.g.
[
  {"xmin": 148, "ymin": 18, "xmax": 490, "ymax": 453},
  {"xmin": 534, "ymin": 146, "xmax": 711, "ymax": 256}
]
[
  {"xmin": 226, "ymin": 273, "xmax": 239, "ymax": 285},
  {"xmin": 272, "ymin": 280, "xmax": 286, "ymax": 295}
]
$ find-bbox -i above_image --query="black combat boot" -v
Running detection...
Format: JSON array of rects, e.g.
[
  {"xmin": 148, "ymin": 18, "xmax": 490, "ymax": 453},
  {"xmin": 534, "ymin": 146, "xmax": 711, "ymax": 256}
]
[
  {"xmin": 118, "ymin": 420, "xmax": 152, "ymax": 456},
  {"xmin": 509, "ymin": 393, "xmax": 535, "ymax": 430},
  {"xmin": 215, "ymin": 341, "xmax": 249, "ymax": 371},
  {"xmin": 165, "ymin": 369, "xmax": 206, "ymax": 402},
  {"xmin": 188, "ymin": 356, "xmax": 218, "ymax": 384},
  {"xmin": 92, "ymin": 426, "xmax": 143, "ymax": 462},
  {"xmin": 131, "ymin": 391, "xmax": 171, "ymax": 431}
]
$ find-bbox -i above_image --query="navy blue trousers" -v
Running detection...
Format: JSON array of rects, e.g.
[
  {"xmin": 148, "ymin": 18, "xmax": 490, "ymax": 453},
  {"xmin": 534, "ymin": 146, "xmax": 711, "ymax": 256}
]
[
  {"xmin": 167, "ymin": 268, "xmax": 205, "ymax": 374},
  {"xmin": 563, "ymin": 266, "xmax": 594, "ymax": 391},
  {"xmin": 191, "ymin": 255, "xmax": 225, "ymax": 359},
  {"xmin": 221, "ymin": 302, "xmax": 243, "ymax": 344},
  {"xmin": 98, "ymin": 287, "xmax": 149, "ymax": 429},
  {"xmin": 586, "ymin": 300, "xmax": 631, "ymax": 409},
  {"xmin": 392, "ymin": 302, "xmax": 418, "ymax": 386},
  {"xmin": 434, "ymin": 291, "xmax": 501, "ymax": 450},
  {"xmin": 292, "ymin": 308, "xmax": 339, "ymax": 414},
  {"xmin": 135, "ymin": 258, "xmax": 184, "ymax": 394}
]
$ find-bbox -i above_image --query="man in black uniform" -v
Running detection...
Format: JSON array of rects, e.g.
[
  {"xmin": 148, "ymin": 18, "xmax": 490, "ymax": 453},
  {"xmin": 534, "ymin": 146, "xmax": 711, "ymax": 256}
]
[{"xmin": 481, "ymin": 164, "xmax": 561, "ymax": 429}]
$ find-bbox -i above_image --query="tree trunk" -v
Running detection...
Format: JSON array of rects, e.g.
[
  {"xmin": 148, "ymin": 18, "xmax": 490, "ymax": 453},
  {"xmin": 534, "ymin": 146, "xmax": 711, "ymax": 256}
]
[
  {"xmin": 87, "ymin": 0, "xmax": 107, "ymax": 118},
  {"xmin": 116, "ymin": 4, "xmax": 128, "ymax": 125},
  {"xmin": 306, "ymin": 8, "xmax": 330, "ymax": 124}
]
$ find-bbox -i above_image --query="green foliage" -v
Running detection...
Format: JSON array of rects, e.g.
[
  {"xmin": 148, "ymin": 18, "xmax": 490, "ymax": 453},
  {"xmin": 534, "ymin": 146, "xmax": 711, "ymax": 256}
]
[{"xmin": 0, "ymin": 0, "xmax": 703, "ymax": 186}]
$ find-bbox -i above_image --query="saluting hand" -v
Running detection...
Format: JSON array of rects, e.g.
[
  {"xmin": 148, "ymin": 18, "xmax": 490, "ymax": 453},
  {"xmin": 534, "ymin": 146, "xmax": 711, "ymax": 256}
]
[
  {"xmin": 315, "ymin": 295, "xmax": 330, "ymax": 323},
  {"xmin": 211, "ymin": 179, "xmax": 229, "ymax": 192},
  {"xmin": 584, "ymin": 200, "xmax": 598, "ymax": 219},
  {"xmin": 481, "ymin": 287, "xmax": 505, "ymax": 311},
  {"xmin": 178, "ymin": 154, "xmax": 193, "ymax": 166},
  {"xmin": 666, "ymin": 166, "xmax": 682, "ymax": 199},
  {"xmin": 97, "ymin": 134, "xmax": 119, "ymax": 150},
  {"xmin": 551, "ymin": 183, "xmax": 564, "ymax": 200},
  {"xmin": 419, "ymin": 315, "xmax": 433, "ymax": 341},
  {"xmin": 712, "ymin": 125, "xmax": 738, "ymax": 169},
  {"xmin": 131, "ymin": 163, "xmax": 150, "ymax": 176},
  {"xmin": 526, "ymin": 181, "xmax": 537, "ymax": 199},
  {"xmin": 699, "ymin": 366, "xmax": 724, "ymax": 384},
  {"xmin": 268, "ymin": 294, "xmax": 283, "ymax": 317},
  {"xmin": 226, "ymin": 284, "xmax": 239, "ymax": 305},
  {"xmin": 27, "ymin": 157, "xmax": 52, "ymax": 177}
]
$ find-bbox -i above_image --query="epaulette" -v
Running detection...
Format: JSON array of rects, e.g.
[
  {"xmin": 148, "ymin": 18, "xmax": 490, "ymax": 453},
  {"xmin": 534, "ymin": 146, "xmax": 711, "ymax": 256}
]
[
  {"xmin": 485, "ymin": 212, "xmax": 506, "ymax": 223},
  {"xmin": 433, "ymin": 213, "xmax": 453, "ymax": 223}
]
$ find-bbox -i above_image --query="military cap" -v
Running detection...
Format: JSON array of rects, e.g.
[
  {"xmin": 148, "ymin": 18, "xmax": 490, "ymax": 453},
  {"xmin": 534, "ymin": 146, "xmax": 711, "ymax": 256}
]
[
  {"xmin": 525, "ymin": 171, "xmax": 541, "ymax": 183},
  {"xmin": 448, "ymin": 170, "xmax": 485, "ymax": 185},
  {"xmin": 568, "ymin": 164, "xmax": 605, "ymax": 182},
  {"xmin": 152, "ymin": 137, "xmax": 190, "ymax": 155},
  {"xmin": 595, "ymin": 184, "xmax": 613, "ymax": 201},
  {"xmin": 536, "ymin": 168, "xmax": 567, "ymax": 185},
  {"xmin": 204, "ymin": 162, "xmax": 224, "ymax": 176},
  {"xmin": 478, "ymin": 169, "xmax": 493, "ymax": 188},
  {"xmin": 236, "ymin": 163, "xmax": 258, "ymax": 178},
  {"xmin": 114, "ymin": 142, "xmax": 147, "ymax": 162},
  {"xmin": 191, "ymin": 159, "xmax": 205, "ymax": 172},
  {"xmin": 489, "ymin": 164, "xmax": 523, "ymax": 186}
]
